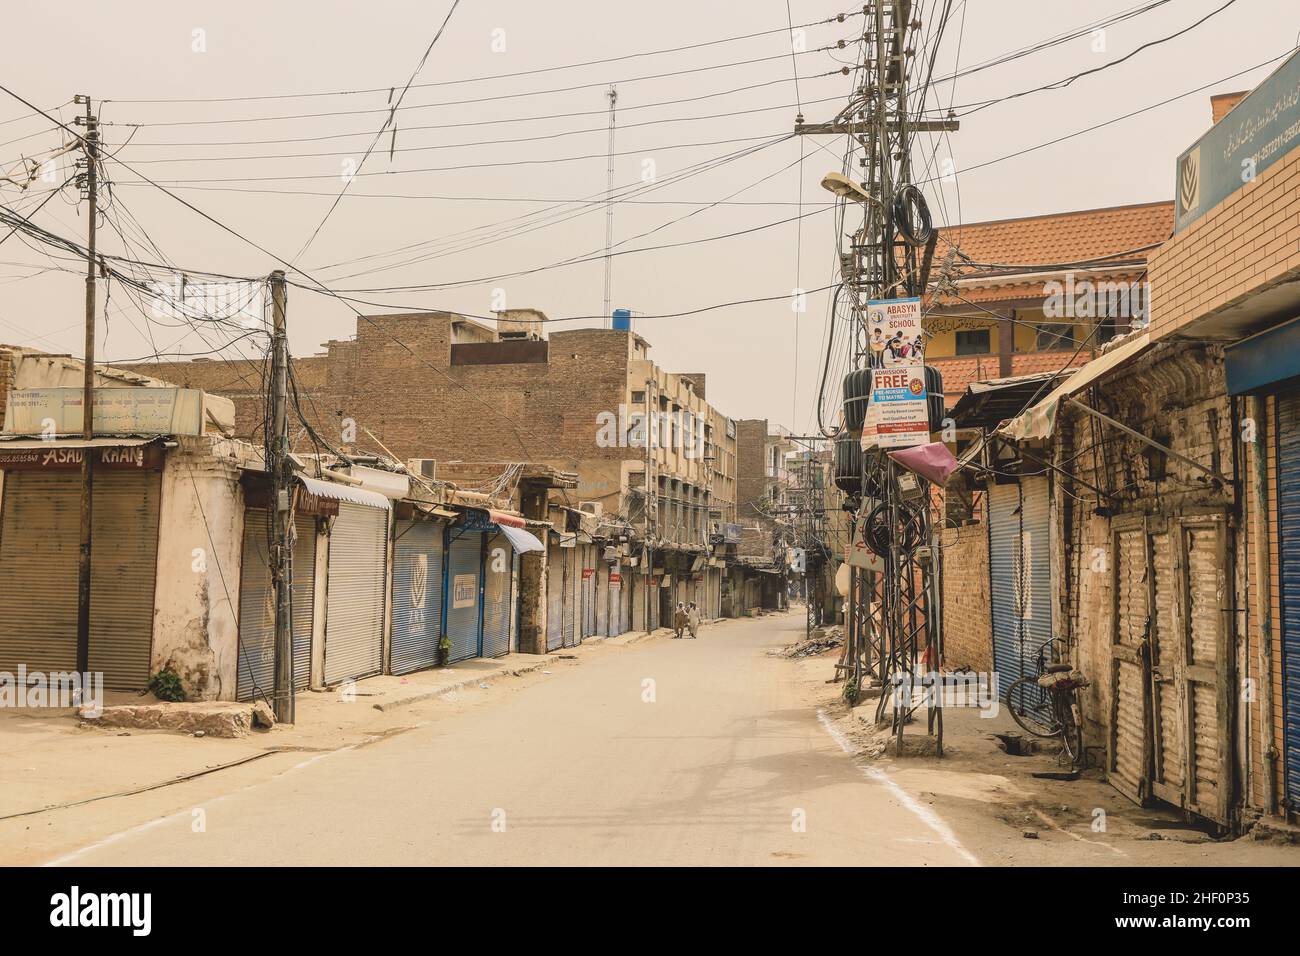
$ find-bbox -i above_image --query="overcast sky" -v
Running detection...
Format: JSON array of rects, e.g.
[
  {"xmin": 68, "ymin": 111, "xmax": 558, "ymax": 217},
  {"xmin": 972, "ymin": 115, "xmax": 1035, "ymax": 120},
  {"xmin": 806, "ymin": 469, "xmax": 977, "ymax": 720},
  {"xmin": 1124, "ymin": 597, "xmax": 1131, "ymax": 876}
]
[{"xmin": 0, "ymin": 0, "xmax": 1295, "ymax": 438}]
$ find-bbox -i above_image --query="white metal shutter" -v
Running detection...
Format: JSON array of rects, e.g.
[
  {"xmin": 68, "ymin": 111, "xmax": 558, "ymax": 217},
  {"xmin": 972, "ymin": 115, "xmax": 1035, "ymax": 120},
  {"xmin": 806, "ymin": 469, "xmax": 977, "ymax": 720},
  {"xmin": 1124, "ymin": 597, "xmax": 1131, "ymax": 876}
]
[
  {"xmin": 0, "ymin": 471, "xmax": 79, "ymax": 676},
  {"xmin": 563, "ymin": 545, "xmax": 579, "ymax": 646},
  {"xmin": 390, "ymin": 518, "xmax": 444, "ymax": 675},
  {"xmin": 446, "ymin": 530, "xmax": 483, "ymax": 662},
  {"xmin": 324, "ymin": 501, "xmax": 387, "ymax": 685},
  {"xmin": 237, "ymin": 508, "xmax": 316, "ymax": 700},
  {"xmin": 546, "ymin": 543, "xmax": 564, "ymax": 651},
  {"xmin": 482, "ymin": 532, "xmax": 512, "ymax": 659},
  {"xmin": 88, "ymin": 471, "xmax": 162, "ymax": 691}
]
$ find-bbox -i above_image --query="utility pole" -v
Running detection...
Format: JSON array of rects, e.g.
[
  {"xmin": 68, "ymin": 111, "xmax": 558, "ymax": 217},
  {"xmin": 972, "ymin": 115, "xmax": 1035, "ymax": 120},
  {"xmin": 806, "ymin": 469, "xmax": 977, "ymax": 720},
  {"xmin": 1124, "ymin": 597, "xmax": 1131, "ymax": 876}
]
[
  {"xmin": 73, "ymin": 94, "xmax": 98, "ymax": 674},
  {"xmin": 795, "ymin": 3, "xmax": 954, "ymax": 749},
  {"xmin": 268, "ymin": 270, "xmax": 294, "ymax": 724},
  {"xmin": 643, "ymin": 378, "xmax": 654, "ymax": 632},
  {"xmin": 602, "ymin": 85, "xmax": 618, "ymax": 326}
]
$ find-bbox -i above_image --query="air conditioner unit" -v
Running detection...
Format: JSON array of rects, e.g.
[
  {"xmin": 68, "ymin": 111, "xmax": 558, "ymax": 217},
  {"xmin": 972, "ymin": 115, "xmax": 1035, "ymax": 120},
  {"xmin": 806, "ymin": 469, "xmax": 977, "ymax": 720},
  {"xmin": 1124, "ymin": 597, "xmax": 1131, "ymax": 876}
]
[
  {"xmin": 407, "ymin": 458, "xmax": 437, "ymax": 480},
  {"xmin": 578, "ymin": 501, "xmax": 603, "ymax": 516}
]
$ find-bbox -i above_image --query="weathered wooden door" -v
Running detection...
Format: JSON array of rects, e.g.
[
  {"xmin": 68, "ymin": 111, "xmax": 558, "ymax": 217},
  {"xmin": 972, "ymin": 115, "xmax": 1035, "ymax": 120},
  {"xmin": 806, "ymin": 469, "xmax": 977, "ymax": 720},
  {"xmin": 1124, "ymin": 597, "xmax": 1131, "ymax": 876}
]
[
  {"xmin": 1108, "ymin": 515, "xmax": 1153, "ymax": 804},
  {"xmin": 1149, "ymin": 514, "xmax": 1233, "ymax": 825}
]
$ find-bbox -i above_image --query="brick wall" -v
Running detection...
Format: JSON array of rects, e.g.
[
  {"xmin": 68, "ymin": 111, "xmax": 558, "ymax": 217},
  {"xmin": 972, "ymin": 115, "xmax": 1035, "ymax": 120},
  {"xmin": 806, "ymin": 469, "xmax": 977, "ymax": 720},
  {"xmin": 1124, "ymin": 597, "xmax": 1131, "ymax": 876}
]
[
  {"xmin": 940, "ymin": 523, "xmax": 992, "ymax": 672},
  {"xmin": 1148, "ymin": 144, "xmax": 1300, "ymax": 341},
  {"xmin": 735, "ymin": 418, "xmax": 768, "ymax": 522}
]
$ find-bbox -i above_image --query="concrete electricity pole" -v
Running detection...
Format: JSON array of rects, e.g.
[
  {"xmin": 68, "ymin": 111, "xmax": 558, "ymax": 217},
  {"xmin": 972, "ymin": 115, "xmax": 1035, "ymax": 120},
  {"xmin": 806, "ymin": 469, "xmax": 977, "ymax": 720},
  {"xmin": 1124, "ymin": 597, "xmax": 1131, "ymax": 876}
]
[
  {"xmin": 269, "ymin": 270, "xmax": 294, "ymax": 724},
  {"xmin": 74, "ymin": 94, "xmax": 99, "ymax": 674}
]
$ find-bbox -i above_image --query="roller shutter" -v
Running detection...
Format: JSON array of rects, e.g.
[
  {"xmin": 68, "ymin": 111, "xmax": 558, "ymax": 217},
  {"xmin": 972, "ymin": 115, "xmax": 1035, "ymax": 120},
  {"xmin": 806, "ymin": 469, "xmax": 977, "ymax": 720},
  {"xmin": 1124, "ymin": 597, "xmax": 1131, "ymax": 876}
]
[
  {"xmin": 237, "ymin": 508, "xmax": 316, "ymax": 700},
  {"xmin": 1279, "ymin": 391, "xmax": 1300, "ymax": 811},
  {"xmin": 390, "ymin": 518, "xmax": 444, "ymax": 675},
  {"xmin": 0, "ymin": 469, "xmax": 160, "ymax": 691},
  {"xmin": 445, "ymin": 530, "xmax": 483, "ymax": 662},
  {"xmin": 563, "ymin": 545, "xmax": 579, "ymax": 647},
  {"xmin": 988, "ymin": 477, "xmax": 1052, "ymax": 697},
  {"xmin": 546, "ymin": 543, "xmax": 564, "ymax": 651},
  {"xmin": 0, "ymin": 471, "xmax": 80, "ymax": 677},
  {"xmin": 482, "ymin": 532, "xmax": 512, "ymax": 659},
  {"xmin": 323, "ymin": 501, "xmax": 387, "ymax": 685}
]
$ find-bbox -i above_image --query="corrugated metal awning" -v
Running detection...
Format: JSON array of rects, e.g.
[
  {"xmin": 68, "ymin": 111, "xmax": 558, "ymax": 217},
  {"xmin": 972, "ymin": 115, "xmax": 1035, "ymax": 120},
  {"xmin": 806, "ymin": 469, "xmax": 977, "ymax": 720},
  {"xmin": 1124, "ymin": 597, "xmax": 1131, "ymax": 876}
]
[
  {"xmin": 298, "ymin": 474, "xmax": 392, "ymax": 510},
  {"xmin": 0, "ymin": 436, "xmax": 155, "ymax": 449},
  {"xmin": 999, "ymin": 332, "xmax": 1152, "ymax": 441},
  {"xmin": 489, "ymin": 508, "xmax": 525, "ymax": 529}
]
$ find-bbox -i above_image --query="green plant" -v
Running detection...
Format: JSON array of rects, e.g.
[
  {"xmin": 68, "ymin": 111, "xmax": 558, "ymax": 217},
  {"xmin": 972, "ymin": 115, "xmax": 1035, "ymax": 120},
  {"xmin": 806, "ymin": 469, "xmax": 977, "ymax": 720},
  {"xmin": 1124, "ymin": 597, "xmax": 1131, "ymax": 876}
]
[
  {"xmin": 437, "ymin": 634, "xmax": 452, "ymax": 665},
  {"xmin": 148, "ymin": 668, "xmax": 186, "ymax": 702},
  {"xmin": 842, "ymin": 682, "xmax": 860, "ymax": 707}
]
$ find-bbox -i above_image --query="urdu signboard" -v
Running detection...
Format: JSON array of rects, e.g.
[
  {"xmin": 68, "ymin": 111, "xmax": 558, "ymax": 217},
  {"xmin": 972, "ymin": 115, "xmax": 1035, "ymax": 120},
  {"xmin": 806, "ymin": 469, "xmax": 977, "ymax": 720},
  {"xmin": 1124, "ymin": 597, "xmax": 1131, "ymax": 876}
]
[{"xmin": 1175, "ymin": 49, "xmax": 1300, "ymax": 233}]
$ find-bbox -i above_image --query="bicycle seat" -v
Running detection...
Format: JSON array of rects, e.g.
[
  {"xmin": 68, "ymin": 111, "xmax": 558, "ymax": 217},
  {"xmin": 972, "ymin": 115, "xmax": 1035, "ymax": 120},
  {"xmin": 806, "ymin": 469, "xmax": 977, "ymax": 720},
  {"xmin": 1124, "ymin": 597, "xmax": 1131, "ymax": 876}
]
[{"xmin": 1045, "ymin": 662, "xmax": 1072, "ymax": 673}]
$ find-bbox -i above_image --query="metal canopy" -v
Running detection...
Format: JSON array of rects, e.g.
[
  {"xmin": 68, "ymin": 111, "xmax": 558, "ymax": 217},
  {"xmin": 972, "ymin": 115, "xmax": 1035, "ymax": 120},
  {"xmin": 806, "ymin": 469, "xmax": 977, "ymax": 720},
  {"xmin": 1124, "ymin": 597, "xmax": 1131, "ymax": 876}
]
[
  {"xmin": 298, "ymin": 473, "xmax": 391, "ymax": 510},
  {"xmin": 0, "ymin": 436, "xmax": 155, "ymax": 449},
  {"xmin": 949, "ymin": 371, "xmax": 1067, "ymax": 430},
  {"xmin": 999, "ymin": 333, "xmax": 1153, "ymax": 440}
]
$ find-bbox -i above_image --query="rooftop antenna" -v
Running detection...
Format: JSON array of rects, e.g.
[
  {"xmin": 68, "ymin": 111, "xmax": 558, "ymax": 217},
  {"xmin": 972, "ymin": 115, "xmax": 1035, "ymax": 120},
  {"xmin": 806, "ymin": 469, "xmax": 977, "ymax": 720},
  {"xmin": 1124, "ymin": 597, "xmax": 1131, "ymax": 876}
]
[{"xmin": 602, "ymin": 85, "xmax": 618, "ymax": 327}]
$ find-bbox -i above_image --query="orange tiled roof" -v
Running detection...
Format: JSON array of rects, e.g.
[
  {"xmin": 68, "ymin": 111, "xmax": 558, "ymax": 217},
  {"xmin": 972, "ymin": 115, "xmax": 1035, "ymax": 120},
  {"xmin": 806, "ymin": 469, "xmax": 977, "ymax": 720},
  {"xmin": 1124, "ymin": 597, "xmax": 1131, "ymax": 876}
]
[{"xmin": 938, "ymin": 201, "xmax": 1174, "ymax": 272}]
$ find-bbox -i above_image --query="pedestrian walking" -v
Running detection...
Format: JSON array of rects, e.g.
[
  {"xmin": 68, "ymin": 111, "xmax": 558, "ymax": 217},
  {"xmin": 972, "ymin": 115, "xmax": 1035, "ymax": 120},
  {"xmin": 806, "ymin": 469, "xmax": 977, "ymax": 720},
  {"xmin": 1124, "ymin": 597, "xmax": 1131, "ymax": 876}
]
[
  {"xmin": 673, "ymin": 602, "xmax": 688, "ymax": 639},
  {"xmin": 686, "ymin": 601, "xmax": 701, "ymax": 639}
]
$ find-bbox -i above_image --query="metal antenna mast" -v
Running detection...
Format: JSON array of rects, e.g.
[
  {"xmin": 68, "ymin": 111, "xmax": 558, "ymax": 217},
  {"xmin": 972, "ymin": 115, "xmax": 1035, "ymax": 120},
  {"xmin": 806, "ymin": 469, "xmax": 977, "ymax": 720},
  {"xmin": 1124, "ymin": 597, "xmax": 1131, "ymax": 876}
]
[{"xmin": 602, "ymin": 85, "xmax": 618, "ymax": 326}]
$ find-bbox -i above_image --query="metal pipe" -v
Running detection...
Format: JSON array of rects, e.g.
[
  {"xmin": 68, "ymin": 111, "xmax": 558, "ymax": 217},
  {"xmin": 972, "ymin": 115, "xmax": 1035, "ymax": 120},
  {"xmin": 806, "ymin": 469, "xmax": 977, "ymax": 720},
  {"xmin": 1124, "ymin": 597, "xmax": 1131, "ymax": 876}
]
[{"xmin": 1250, "ymin": 393, "xmax": 1278, "ymax": 815}]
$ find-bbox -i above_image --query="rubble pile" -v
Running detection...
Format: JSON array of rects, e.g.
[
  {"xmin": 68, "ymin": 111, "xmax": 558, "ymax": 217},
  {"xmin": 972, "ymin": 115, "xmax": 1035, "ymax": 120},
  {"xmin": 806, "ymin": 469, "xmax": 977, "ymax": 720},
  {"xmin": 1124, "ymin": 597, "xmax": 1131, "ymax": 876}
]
[{"xmin": 776, "ymin": 625, "xmax": 844, "ymax": 659}]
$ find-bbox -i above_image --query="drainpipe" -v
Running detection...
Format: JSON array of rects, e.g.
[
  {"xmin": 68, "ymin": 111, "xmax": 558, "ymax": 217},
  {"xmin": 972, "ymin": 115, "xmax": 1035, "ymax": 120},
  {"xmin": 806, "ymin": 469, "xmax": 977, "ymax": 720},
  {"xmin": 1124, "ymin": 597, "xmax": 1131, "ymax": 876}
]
[{"xmin": 1250, "ymin": 393, "xmax": 1278, "ymax": 815}]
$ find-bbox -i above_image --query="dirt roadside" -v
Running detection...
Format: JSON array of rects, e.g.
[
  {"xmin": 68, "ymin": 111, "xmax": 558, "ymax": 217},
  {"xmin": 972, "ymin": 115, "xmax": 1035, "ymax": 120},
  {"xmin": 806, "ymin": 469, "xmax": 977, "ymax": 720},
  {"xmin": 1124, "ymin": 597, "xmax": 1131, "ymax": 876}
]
[{"xmin": 781, "ymin": 640, "xmax": 1300, "ymax": 867}]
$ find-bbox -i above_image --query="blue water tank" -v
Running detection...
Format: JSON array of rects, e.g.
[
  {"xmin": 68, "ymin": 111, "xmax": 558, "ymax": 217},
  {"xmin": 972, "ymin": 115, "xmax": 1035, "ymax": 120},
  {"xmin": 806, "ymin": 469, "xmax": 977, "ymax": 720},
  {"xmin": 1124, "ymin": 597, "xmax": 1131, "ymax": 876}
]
[{"xmin": 612, "ymin": 308, "xmax": 632, "ymax": 331}]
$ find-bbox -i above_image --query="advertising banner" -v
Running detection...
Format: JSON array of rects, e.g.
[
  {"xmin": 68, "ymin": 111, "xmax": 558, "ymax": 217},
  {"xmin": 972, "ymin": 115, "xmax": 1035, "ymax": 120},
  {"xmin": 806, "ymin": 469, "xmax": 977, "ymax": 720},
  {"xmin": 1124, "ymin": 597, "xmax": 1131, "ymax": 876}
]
[
  {"xmin": 867, "ymin": 297, "xmax": 924, "ymax": 368},
  {"xmin": 862, "ymin": 367, "xmax": 930, "ymax": 449}
]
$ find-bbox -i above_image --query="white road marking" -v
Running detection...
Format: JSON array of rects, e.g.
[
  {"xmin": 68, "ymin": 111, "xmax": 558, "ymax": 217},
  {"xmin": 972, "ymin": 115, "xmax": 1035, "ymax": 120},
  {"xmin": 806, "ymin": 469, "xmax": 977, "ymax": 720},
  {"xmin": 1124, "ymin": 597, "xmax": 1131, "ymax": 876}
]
[
  {"xmin": 817, "ymin": 708, "xmax": 981, "ymax": 867},
  {"xmin": 44, "ymin": 743, "xmax": 362, "ymax": 867}
]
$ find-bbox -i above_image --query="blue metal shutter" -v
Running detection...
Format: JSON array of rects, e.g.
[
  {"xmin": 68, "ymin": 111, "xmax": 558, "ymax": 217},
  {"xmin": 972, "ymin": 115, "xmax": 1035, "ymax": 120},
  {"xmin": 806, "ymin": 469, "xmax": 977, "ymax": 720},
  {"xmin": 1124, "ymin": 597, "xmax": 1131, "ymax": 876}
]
[
  {"xmin": 238, "ymin": 508, "xmax": 316, "ymax": 700},
  {"xmin": 390, "ymin": 518, "xmax": 444, "ymax": 674},
  {"xmin": 482, "ymin": 532, "xmax": 512, "ymax": 658},
  {"xmin": 445, "ymin": 529, "xmax": 483, "ymax": 662},
  {"xmin": 989, "ymin": 477, "xmax": 1051, "ymax": 697},
  {"xmin": 1276, "ymin": 391, "xmax": 1300, "ymax": 809}
]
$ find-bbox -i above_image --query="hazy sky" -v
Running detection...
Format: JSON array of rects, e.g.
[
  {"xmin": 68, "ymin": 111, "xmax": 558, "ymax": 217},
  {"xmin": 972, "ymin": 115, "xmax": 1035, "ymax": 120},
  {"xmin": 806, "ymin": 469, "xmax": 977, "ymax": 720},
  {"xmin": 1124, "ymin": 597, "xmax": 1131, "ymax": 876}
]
[{"xmin": 0, "ymin": 0, "xmax": 1295, "ymax": 438}]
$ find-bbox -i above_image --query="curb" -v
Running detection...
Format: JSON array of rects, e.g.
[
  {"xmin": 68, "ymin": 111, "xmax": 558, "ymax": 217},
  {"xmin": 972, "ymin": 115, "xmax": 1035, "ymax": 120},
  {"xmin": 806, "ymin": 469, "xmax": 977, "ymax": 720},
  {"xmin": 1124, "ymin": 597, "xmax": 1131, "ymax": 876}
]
[{"xmin": 371, "ymin": 658, "xmax": 558, "ymax": 712}]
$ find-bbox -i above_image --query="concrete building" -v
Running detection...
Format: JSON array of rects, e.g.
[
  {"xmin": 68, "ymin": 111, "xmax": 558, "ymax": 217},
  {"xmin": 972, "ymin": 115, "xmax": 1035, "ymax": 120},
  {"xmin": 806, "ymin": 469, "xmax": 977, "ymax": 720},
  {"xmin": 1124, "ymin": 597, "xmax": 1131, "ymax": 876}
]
[
  {"xmin": 733, "ymin": 419, "xmax": 796, "ymax": 612},
  {"xmin": 124, "ymin": 309, "xmax": 741, "ymax": 642}
]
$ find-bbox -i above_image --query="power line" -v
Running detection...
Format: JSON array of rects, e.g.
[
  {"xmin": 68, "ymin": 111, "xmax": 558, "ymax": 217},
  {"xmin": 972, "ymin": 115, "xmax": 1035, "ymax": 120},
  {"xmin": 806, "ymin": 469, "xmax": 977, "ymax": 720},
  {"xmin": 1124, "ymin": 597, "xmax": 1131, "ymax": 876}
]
[
  {"xmin": 294, "ymin": 0, "xmax": 463, "ymax": 261},
  {"xmin": 102, "ymin": 10, "xmax": 861, "ymax": 105}
]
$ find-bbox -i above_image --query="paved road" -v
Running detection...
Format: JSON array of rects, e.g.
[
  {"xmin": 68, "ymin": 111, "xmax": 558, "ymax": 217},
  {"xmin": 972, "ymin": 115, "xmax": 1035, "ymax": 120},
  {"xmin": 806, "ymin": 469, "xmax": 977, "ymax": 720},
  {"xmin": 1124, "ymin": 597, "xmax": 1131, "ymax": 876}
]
[{"xmin": 48, "ymin": 612, "xmax": 976, "ymax": 866}]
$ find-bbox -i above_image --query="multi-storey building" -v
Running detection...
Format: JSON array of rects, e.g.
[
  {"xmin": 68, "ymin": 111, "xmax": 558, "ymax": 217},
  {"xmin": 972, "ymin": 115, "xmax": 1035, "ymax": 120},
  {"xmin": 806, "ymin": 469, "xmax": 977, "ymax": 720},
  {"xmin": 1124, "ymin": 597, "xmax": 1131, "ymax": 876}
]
[{"xmin": 125, "ymin": 307, "xmax": 741, "ymax": 643}]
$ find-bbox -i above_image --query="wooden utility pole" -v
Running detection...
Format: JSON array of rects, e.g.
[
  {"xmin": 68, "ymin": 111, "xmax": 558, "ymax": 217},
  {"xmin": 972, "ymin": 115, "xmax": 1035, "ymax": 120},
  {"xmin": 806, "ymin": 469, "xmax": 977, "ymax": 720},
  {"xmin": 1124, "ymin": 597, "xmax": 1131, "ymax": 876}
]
[
  {"xmin": 74, "ymin": 94, "xmax": 98, "ymax": 674},
  {"xmin": 268, "ymin": 270, "xmax": 294, "ymax": 724}
]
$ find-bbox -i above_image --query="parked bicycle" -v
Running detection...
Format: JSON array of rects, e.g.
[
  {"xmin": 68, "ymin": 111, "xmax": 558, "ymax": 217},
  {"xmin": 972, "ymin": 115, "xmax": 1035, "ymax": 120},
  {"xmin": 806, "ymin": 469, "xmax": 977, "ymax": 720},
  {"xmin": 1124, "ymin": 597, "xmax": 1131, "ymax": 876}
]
[{"xmin": 1005, "ymin": 637, "xmax": 1090, "ymax": 769}]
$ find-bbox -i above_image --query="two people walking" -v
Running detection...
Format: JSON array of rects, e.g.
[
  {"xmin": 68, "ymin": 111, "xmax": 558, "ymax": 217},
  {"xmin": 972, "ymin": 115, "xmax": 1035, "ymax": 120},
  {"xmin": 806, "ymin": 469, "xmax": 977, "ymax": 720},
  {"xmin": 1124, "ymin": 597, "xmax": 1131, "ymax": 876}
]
[{"xmin": 673, "ymin": 601, "xmax": 701, "ymax": 639}]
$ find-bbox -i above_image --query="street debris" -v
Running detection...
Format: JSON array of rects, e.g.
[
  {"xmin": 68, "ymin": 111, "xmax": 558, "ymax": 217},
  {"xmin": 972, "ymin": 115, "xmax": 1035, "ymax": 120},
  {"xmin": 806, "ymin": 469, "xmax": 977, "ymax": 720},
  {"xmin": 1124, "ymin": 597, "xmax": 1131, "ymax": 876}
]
[{"xmin": 773, "ymin": 625, "xmax": 843, "ymax": 659}]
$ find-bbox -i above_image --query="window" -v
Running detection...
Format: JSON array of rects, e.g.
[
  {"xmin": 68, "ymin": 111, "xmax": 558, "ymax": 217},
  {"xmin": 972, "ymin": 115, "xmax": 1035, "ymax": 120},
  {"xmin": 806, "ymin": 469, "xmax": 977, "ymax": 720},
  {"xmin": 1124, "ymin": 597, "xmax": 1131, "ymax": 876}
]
[
  {"xmin": 631, "ymin": 390, "xmax": 646, "ymax": 404},
  {"xmin": 1034, "ymin": 322, "xmax": 1073, "ymax": 351},
  {"xmin": 955, "ymin": 329, "xmax": 991, "ymax": 355}
]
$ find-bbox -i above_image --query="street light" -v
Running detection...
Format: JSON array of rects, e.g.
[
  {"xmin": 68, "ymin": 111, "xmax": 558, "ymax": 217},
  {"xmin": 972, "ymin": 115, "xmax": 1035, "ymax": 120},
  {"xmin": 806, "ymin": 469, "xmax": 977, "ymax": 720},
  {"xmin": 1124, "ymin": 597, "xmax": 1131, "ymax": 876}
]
[{"xmin": 820, "ymin": 171, "xmax": 874, "ymax": 205}]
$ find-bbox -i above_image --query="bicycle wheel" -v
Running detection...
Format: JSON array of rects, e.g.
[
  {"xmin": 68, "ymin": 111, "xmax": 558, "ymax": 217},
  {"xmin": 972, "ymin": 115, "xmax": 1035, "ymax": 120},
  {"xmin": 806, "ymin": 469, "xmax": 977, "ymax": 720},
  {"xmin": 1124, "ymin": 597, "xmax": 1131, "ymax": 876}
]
[
  {"xmin": 1005, "ymin": 676, "xmax": 1061, "ymax": 738},
  {"xmin": 1057, "ymin": 696, "xmax": 1084, "ymax": 769}
]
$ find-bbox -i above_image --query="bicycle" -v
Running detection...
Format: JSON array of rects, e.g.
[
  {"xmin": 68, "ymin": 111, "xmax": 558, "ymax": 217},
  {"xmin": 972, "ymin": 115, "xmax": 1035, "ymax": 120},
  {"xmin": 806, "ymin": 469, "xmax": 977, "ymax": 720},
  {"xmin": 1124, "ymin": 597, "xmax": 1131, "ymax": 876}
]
[{"xmin": 1005, "ymin": 637, "xmax": 1090, "ymax": 769}]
